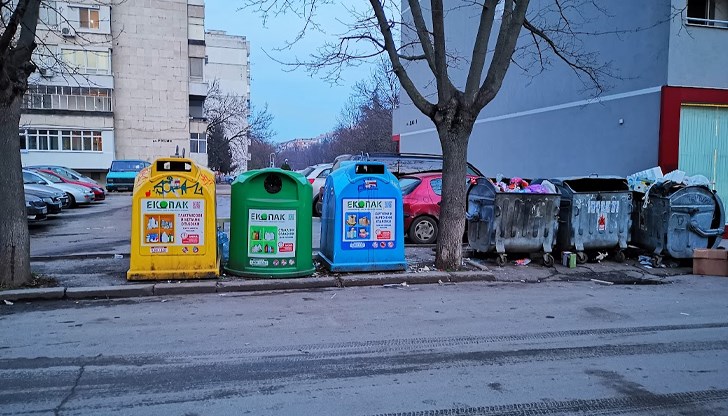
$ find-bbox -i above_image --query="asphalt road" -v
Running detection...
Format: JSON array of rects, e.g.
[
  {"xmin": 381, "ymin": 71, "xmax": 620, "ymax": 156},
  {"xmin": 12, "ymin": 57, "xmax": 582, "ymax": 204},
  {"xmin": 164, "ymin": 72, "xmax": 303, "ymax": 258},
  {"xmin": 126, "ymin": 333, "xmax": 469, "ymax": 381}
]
[{"xmin": 2, "ymin": 278, "xmax": 728, "ymax": 415}]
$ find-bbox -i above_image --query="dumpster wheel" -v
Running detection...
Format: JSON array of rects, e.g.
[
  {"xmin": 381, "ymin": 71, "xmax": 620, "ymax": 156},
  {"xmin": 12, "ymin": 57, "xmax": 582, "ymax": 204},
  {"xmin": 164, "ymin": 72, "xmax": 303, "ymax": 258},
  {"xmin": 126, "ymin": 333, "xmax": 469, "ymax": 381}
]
[
  {"xmin": 576, "ymin": 252, "xmax": 588, "ymax": 264},
  {"xmin": 542, "ymin": 253, "xmax": 555, "ymax": 267},
  {"xmin": 495, "ymin": 254, "xmax": 507, "ymax": 267},
  {"xmin": 614, "ymin": 250, "xmax": 626, "ymax": 263},
  {"xmin": 651, "ymin": 255, "xmax": 663, "ymax": 268}
]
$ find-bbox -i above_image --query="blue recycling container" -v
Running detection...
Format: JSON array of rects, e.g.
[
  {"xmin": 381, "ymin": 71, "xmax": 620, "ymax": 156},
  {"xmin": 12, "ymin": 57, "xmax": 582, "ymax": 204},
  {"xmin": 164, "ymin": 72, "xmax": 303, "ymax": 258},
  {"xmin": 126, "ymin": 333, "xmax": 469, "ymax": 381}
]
[{"xmin": 319, "ymin": 161, "xmax": 406, "ymax": 272}]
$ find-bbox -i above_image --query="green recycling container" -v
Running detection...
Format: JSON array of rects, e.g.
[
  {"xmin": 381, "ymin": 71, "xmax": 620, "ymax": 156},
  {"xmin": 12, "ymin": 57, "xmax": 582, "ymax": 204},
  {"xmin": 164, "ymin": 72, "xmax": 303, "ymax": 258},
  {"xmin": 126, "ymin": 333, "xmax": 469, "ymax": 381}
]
[{"xmin": 225, "ymin": 168, "xmax": 314, "ymax": 278}]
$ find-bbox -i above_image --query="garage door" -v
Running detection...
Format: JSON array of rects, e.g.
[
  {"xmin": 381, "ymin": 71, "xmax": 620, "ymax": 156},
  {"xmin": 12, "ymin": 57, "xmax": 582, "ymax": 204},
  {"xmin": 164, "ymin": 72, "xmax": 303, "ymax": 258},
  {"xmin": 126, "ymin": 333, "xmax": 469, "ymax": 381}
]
[{"xmin": 678, "ymin": 105, "xmax": 728, "ymax": 215}]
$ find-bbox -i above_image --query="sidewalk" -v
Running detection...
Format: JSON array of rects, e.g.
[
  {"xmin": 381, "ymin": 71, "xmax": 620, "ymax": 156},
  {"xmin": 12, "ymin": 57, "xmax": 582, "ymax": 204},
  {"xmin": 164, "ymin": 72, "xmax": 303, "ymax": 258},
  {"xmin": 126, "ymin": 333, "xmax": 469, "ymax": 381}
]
[{"xmin": 7, "ymin": 243, "xmax": 706, "ymax": 303}]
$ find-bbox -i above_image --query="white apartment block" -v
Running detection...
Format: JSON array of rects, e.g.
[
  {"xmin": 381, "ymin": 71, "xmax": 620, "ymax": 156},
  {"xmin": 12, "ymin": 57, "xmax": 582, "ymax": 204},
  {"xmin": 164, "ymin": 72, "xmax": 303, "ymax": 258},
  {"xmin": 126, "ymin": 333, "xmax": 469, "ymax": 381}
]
[
  {"xmin": 19, "ymin": 0, "xmax": 208, "ymax": 180},
  {"xmin": 205, "ymin": 29, "xmax": 251, "ymax": 173}
]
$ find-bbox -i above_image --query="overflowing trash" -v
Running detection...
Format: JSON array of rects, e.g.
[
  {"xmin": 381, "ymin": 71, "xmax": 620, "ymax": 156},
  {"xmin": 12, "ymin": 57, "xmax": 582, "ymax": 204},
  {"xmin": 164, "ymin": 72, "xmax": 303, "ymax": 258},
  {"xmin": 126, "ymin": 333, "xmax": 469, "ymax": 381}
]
[
  {"xmin": 627, "ymin": 166, "xmax": 711, "ymax": 196},
  {"xmin": 491, "ymin": 174, "xmax": 557, "ymax": 194}
]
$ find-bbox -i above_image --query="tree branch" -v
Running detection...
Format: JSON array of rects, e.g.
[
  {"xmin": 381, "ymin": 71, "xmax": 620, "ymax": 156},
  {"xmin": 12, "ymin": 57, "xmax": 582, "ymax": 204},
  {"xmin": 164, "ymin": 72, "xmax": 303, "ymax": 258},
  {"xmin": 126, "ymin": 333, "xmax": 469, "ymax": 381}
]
[
  {"xmin": 464, "ymin": 0, "xmax": 498, "ymax": 102},
  {"xmin": 406, "ymin": 0, "xmax": 437, "ymax": 74},
  {"xmin": 368, "ymin": 0, "xmax": 435, "ymax": 118}
]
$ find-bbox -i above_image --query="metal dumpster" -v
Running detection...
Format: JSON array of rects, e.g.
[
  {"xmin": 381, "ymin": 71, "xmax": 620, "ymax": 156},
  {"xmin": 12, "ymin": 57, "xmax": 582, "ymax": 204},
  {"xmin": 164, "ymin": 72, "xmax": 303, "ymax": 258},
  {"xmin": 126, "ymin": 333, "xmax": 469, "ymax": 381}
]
[
  {"xmin": 466, "ymin": 178, "xmax": 561, "ymax": 266},
  {"xmin": 538, "ymin": 176, "xmax": 632, "ymax": 263},
  {"xmin": 632, "ymin": 182, "xmax": 725, "ymax": 266}
]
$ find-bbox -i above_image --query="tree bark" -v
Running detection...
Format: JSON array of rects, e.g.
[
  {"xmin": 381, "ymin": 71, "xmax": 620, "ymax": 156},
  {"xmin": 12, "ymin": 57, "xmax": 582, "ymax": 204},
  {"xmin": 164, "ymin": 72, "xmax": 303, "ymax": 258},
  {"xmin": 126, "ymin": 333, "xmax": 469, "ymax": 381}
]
[
  {"xmin": 0, "ymin": 97, "xmax": 31, "ymax": 288},
  {"xmin": 435, "ymin": 122, "xmax": 473, "ymax": 270}
]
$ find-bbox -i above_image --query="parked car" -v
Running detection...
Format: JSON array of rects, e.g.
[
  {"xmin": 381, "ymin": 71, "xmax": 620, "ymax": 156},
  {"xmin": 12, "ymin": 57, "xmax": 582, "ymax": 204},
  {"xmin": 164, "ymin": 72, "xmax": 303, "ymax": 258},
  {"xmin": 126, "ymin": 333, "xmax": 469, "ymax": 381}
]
[
  {"xmin": 301, "ymin": 163, "xmax": 333, "ymax": 216},
  {"xmin": 25, "ymin": 194, "xmax": 48, "ymax": 222},
  {"xmin": 332, "ymin": 153, "xmax": 484, "ymax": 177},
  {"xmin": 106, "ymin": 159, "xmax": 150, "ymax": 192},
  {"xmin": 35, "ymin": 169, "xmax": 106, "ymax": 201},
  {"xmin": 23, "ymin": 169, "xmax": 92, "ymax": 208},
  {"xmin": 24, "ymin": 186, "xmax": 64, "ymax": 214},
  {"xmin": 400, "ymin": 172, "xmax": 477, "ymax": 244},
  {"xmin": 26, "ymin": 165, "xmax": 99, "ymax": 185}
]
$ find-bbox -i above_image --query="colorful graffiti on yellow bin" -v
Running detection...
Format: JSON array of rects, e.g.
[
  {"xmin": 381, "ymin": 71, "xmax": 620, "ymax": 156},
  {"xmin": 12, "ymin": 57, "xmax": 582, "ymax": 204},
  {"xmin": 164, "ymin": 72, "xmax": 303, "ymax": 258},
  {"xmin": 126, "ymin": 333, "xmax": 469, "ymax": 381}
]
[{"xmin": 149, "ymin": 176, "xmax": 204, "ymax": 198}]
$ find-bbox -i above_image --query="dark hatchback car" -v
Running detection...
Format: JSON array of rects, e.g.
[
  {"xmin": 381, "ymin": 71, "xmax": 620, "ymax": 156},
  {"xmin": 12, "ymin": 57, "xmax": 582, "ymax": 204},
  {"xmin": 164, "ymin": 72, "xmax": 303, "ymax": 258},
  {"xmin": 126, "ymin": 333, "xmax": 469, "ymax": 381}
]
[
  {"xmin": 25, "ymin": 194, "xmax": 48, "ymax": 222},
  {"xmin": 331, "ymin": 153, "xmax": 483, "ymax": 177},
  {"xmin": 24, "ymin": 187, "xmax": 64, "ymax": 214}
]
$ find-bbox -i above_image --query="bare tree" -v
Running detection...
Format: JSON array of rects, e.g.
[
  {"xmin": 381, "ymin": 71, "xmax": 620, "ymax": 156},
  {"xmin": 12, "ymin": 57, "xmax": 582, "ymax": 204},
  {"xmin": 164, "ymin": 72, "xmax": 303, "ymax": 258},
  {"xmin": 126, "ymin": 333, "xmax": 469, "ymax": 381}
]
[
  {"xmin": 241, "ymin": 0, "xmax": 642, "ymax": 270},
  {"xmin": 0, "ymin": 0, "xmax": 41, "ymax": 287},
  {"xmin": 205, "ymin": 80, "xmax": 277, "ymax": 173},
  {"xmin": 1, "ymin": 0, "xmax": 124, "ymax": 287}
]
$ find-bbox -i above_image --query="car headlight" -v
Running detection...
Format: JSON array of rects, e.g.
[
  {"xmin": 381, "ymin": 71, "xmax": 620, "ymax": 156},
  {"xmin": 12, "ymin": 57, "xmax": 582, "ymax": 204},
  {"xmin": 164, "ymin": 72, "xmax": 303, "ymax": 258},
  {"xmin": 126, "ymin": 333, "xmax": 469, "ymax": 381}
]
[
  {"xmin": 107, "ymin": 178, "xmax": 114, "ymax": 183},
  {"xmin": 42, "ymin": 197, "xmax": 53, "ymax": 203}
]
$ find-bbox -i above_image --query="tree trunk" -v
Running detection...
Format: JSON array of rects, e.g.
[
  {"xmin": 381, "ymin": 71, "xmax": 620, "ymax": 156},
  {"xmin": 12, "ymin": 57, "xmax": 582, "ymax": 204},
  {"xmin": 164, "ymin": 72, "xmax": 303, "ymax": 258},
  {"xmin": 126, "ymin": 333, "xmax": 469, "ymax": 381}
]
[
  {"xmin": 435, "ymin": 125, "xmax": 472, "ymax": 270},
  {"xmin": 0, "ymin": 98, "xmax": 31, "ymax": 288}
]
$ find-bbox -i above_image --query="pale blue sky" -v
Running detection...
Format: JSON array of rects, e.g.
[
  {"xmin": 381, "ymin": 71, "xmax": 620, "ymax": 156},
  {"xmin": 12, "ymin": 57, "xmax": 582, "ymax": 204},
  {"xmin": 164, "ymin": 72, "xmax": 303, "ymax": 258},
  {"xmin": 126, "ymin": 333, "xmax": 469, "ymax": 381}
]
[{"xmin": 205, "ymin": 1, "xmax": 377, "ymax": 143}]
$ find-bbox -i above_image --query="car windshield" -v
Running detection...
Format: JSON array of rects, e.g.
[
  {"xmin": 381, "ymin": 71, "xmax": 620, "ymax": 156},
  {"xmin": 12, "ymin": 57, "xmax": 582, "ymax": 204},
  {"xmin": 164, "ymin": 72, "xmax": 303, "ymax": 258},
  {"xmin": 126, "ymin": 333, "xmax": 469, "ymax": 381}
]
[
  {"xmin": 36, "ymin": 171, "xmax": 63, "ymax": 183},
  {"xmin": 111, "ymin": 161, "xmax": 147, "ymax": 172},
  {"xmin": 399, "ymin": 177, "xmax": 422, "ymax": 195},
  {"xmin": 23, "ymin": 172, "xmax": 45, "ymax": 184}
]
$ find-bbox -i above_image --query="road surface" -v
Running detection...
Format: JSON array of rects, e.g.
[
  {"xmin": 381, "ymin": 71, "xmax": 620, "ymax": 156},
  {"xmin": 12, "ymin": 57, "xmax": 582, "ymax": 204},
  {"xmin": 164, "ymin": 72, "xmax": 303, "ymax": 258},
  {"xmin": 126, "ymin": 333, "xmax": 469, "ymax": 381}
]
[{"xmin": 2, "ymin": 278, "xmax": 728, "ymax": 415}]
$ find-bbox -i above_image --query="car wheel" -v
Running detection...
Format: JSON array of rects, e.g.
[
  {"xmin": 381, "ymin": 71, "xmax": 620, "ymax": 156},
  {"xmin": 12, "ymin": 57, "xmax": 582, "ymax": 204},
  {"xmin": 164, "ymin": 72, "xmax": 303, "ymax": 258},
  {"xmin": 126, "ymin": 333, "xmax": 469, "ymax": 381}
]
[
  {"xmin": 409, "ymin": 216, "xmax": 438, "ymax": 244},
  {"xmin": 313, "ymin": 195, "xmax": 322, "ymax": 217},
  {"xmin": 66, "ymin": 192, "xmax": 77, "ymax": 208}
]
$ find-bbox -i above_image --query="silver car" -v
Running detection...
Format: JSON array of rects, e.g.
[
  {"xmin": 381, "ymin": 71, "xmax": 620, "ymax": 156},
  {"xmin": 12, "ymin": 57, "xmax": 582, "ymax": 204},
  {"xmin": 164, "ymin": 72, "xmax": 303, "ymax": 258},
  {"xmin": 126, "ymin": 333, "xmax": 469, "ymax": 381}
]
[
  {"xmin": 23, "ymin": 169, "xmax": 94, "ymax": 207},
  {"xmin": 300, "ymin": 163, "xmax": 332, "ymax": 216}
]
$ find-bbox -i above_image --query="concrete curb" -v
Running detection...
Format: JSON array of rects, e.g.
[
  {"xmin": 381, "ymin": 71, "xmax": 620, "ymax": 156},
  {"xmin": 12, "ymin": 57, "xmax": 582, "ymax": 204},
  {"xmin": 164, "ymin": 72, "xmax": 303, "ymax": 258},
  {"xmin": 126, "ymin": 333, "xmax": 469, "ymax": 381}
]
[
  {"xmin": 65, "ymin": 285, "xmax": 154, "ymax": 299},
  {"xmin": 0, "ymin": 287, "xmax": 66, "ymax": 301},
  {"xmin": 0, "ymin": 271, "xmax": 496, "ymax": 302},
  {"xmin": 154, "ymin": 281, "xmax": 218, "ymax": 296}
]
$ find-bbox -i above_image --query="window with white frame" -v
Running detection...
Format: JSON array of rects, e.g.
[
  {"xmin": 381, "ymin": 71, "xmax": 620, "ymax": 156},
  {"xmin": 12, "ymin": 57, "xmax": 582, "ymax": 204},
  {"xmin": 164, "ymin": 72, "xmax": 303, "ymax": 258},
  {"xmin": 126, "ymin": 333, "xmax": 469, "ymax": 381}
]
[
  {"xmin": 39, "ymin": 1, "xmax": 58, "ymax": 26},
  {"xmin": 190, "ymin": 133, "xmax": 207, "ymax": 153},
  {"xmin": 61, "ymin": 49, "xmax": 110, "ymax": 75},
  {"xmin": 78, "ymin": 7, "xmax": 100, "ymax": 29},
  {"xmin": 22, "ymin": 85, "xmax": 113, "ymax": 112},
  {"xmin": 687, "ymin": 0, "xmax": 728, "ymax": 27},
  {"xmin": 20, "ymin": 129, "xmax": 103, "ymax": 152}
]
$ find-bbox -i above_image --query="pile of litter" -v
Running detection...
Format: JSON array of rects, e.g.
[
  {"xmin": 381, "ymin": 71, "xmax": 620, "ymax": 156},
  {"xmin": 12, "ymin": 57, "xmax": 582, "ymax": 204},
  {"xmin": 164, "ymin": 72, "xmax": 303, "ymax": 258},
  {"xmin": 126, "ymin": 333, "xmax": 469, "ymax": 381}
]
[{"xmin": 491, "ymin": 175, "xmax": 557, "ymax": 194}]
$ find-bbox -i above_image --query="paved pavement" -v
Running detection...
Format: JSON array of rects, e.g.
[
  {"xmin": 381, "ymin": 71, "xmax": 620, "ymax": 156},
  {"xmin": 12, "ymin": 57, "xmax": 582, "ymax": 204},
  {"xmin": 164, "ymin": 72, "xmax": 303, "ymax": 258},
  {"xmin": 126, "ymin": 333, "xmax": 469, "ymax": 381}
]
[{"xmin": 20, "ymin": 187, "xmax": 726, "ymax": 299}]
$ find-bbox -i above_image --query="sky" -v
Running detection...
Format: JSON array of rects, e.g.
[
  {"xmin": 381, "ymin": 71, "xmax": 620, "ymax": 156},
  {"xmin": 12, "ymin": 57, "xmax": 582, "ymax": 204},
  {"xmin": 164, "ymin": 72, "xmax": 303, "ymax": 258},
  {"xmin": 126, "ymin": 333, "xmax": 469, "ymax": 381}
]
[{"xmin": 204, "ymin": 1, "xmax": 377, "ymax": 143}]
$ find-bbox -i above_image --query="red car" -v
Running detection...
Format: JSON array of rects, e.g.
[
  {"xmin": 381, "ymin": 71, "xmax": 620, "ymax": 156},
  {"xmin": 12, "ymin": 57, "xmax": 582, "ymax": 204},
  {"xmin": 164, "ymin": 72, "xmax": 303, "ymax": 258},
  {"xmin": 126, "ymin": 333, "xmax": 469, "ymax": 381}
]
[
  {"xmin": 36, "ymin": 169, "xmax": 106, "ymax": 201},
  {"xmin": 400, "ymin": 172, "xmax": 476, "ymax": 244}
]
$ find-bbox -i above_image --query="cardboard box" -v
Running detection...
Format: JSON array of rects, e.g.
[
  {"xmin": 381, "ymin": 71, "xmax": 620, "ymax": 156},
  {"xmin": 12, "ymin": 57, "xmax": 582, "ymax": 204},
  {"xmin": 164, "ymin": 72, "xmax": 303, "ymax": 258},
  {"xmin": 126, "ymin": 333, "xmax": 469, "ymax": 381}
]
[{"xmin": 693, "ymin": 249, "xmax": 728, "ymax": 276}]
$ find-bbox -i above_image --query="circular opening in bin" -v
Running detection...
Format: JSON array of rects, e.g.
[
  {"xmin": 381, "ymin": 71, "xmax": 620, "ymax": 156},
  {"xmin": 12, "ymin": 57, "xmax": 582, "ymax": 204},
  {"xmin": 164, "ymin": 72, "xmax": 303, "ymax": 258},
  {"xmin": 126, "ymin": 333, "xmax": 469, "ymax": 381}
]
[{"xmin": 264, "ymin": 174, "xmax": 283, "ymax": 194}]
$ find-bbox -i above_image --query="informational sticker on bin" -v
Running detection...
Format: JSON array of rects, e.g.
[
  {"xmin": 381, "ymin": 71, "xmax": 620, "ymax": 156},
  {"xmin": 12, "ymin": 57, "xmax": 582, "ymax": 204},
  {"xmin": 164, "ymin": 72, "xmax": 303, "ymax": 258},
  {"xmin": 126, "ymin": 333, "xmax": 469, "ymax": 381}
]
[
  {"xmin": 247, "ymin": 209, "xmax": 297, "ymax": 267},
  {"xmin": 341, "ymin": 198, "xmax": 396, "ymax": 250},
  {"xmin": 140, "ymin": 199, "xmax": 205, "ymax": 253}
]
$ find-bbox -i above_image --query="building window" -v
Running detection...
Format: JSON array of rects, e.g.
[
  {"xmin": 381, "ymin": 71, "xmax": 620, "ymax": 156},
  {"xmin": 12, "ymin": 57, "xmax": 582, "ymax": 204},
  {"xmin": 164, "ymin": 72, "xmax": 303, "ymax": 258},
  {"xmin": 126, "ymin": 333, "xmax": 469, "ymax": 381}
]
[
  {"xmin": 39, "ymin": 1, "xmax": 58, "ymax": 26},
  {"xmin": 687, "ymin": 0, "xmax": 728, "ymax": 27},
  {"xmin": 78, "ymin": 7, "xmax": 100, "ymax": 29},
  {"xmin": 189, "ymin": 57, "xmax": 204, "ymax": 81},
  {"xmin": 20, "ymin": 129, "xmax": 103, "ymax": 152},
  {"xmin": 22, "ymin": 85, "xmax": 113, "ymax": 112},
  {"xmin": 190, "ymin": 133, "xmax": 207, "ymax": 153},
  {"xmin": 61, "ymin": 49, "xmax": 110, "ymax": 75}
]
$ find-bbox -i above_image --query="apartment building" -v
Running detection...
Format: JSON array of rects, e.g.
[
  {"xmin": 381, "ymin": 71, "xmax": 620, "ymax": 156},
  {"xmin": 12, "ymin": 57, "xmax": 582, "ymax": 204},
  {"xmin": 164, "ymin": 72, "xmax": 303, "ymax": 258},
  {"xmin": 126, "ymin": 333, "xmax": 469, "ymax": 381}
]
[
  {"xmin": 19, "ymin": 0, "xmax": 208, "ymax": 181},
  {"xmin": 205, "ymin": 29, "xmax": 251, "ymax": 173},
  {"xmin": 393, "ymin": 0, "xmax": 728, "ymax": 208}
]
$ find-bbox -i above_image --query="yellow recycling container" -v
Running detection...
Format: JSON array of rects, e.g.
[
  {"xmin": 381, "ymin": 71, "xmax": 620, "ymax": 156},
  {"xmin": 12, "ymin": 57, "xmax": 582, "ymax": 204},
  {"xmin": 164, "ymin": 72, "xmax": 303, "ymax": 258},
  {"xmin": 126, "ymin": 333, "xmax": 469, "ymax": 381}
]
[{"xmin": 127, "ymin": 157, "xmax": 219, "ymax": 280}]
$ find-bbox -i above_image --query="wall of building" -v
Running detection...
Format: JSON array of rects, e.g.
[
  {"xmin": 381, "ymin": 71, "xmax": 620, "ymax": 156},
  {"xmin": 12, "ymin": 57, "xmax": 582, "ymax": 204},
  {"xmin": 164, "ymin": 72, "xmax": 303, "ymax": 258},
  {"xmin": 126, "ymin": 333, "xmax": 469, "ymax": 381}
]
[
  {"xmin": 395, "ymin": 0, "xmax": 673, "ymax": 177},
  {"xmin": 205, "ymin": 30, "xmax": 251, "ymax": 172},
  {"xmin": 668, "ymin": 0, "xmax": 728, "ymax": 89},
  {"xmin": 111, "ymin": 0, "xmax": 191, "ymax": 162}
]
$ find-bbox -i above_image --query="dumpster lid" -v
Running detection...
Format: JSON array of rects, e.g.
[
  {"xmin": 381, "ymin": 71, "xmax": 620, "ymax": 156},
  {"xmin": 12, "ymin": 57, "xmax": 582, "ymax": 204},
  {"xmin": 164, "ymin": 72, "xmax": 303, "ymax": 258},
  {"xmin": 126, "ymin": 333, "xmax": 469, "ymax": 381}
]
[{"xmin": 551, "ymin": 176, "xmax": 629, "ymax": 192}]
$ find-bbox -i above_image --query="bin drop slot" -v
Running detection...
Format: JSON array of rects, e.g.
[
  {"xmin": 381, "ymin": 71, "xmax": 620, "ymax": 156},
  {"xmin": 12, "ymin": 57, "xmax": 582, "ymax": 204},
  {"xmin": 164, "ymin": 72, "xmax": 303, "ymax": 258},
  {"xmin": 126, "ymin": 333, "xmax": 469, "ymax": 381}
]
[
  {"xmin": 157, "ymin": 160, "xmax": 192, "ymax": 172},
  {"xmin": 564, "ymin": 178, "xmax": 628, "ymax": 192},
  {"xmin": 355, "ymin": 164, "xmax": 385, "ymax": 175}
]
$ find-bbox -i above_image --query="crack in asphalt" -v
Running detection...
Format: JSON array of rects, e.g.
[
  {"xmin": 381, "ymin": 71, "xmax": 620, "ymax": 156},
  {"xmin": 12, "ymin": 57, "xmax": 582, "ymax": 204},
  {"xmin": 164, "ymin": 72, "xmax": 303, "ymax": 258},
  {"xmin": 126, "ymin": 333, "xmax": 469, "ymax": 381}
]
[{"xmin": 54, "ymin": 364, "xmax": 85, "ymax": 416}]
